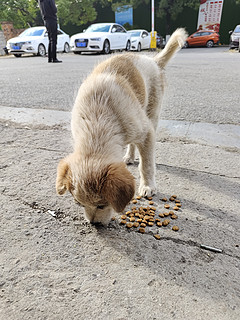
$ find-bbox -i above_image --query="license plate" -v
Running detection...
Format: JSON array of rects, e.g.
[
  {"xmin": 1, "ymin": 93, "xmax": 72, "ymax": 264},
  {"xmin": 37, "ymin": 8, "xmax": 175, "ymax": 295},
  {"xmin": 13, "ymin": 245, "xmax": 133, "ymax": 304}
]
[
  {"xmin": 13, "ymin": 46, "xmax": 21, "ymax": 50},
  {"xmin": 76, "ymin": 42, "xmax": 87, "ymax": 47}
]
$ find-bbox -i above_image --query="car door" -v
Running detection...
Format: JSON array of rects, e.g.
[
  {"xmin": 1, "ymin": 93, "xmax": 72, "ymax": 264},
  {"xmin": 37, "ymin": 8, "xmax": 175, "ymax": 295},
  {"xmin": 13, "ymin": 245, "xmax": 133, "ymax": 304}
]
[
  {"xmin": 115, "ymin": 25, "xmax": 128, "ymax": 49},
  {"xmin": 110, "ymin": 24, "xmax": 119, "ymax": 49},
  {"xmin": 57, "ymin": 29, "xmax": 65, "ymax": 51},
  {"xmin": 142, "ymin": 31, "xmax": 150, "ymax": 49},
  {"xmin": 190, "ymin": 32, "xmax": 202, "ymax": 46}
]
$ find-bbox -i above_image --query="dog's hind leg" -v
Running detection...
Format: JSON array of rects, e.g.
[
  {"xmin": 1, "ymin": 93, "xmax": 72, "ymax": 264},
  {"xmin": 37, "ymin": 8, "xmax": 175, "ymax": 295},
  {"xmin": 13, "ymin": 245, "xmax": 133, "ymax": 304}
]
[
  {"xmin": 137, "ymin": 128, "xmax": 156, "ymax": 197},
  {"xmin": 123, "ymin": 143, "xmax": 136, "ymax": 164}
]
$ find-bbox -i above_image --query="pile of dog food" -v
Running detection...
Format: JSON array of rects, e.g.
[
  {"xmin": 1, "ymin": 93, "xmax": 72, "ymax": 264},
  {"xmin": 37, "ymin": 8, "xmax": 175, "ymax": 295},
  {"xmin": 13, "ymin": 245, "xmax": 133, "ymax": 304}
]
[{"xmin": 118, "ymin": 195, "xmax": 181, "ymax": 240}]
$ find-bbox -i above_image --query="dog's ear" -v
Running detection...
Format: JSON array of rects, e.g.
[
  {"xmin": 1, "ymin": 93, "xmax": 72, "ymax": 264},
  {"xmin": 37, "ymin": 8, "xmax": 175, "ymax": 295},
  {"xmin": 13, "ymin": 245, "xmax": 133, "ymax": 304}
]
[
  {"xmin": 56, "ymin": 158, "xmax": 73, "ymax": 195},
  {"xmin": 101, "ymin": 162, "xmax": 135, "ymax": 212}
]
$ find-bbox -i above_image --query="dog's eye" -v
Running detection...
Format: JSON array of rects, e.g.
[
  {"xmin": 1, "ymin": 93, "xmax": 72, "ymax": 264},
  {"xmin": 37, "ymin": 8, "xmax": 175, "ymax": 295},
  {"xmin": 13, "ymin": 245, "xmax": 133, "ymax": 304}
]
[{"xmin": 97, "ymin": 205, "xmax": 105, "ymax": 210}]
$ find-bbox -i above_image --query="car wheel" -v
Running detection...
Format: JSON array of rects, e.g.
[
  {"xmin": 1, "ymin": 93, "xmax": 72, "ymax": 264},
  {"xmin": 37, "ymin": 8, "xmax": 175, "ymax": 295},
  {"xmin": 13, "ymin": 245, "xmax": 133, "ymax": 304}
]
[
  {"xmin": 64, "ymin": 42, "xmax": 70, "ymax": 53},
  {"xmin": 13, "ymin": 54, "xmax": 22, "ymax": 58},
  {"xmin": 125, "ymin": 40, "xmax": 131, "ymax": 51},
  {"xmin": 206, "ymin": 40, "xmax": 214, "ymax": 48},
  {"xmin": 183, "ymin": 41, "xmax": 189, "ymax": 48},
  {"xmin": 102, "ymin": 40, "xmax": 110, "ymax": 54},
  {"xmin": 73, "ymin": 51, "xmax": 82, "ymax": 54},
  {"xmin": 38, "ymin": 44, "xmax": 46, "ymax": 56},
  {"xmin": 137, "ymin": 43, "xmax": 141, "ymax": 52}
]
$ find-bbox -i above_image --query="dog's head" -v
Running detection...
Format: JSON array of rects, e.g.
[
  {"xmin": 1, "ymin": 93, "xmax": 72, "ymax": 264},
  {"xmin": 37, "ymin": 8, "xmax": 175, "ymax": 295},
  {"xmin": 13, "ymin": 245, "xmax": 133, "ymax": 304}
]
[{"xmin": 56, "ymin": 156, "xmax": 135, "ymax": 224}]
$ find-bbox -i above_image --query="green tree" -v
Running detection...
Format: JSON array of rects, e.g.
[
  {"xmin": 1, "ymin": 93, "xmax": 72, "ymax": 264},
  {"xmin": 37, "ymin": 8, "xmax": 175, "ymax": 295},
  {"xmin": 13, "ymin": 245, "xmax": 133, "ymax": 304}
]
[{"xmin": 0, "ymin": 0, "xmax": 38, "ymax": 28}]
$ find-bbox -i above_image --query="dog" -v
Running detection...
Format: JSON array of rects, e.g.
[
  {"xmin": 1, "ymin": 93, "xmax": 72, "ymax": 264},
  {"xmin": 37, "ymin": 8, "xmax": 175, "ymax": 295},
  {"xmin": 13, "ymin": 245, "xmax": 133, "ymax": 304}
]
[{"xmin": 56, "ymin": 28, "xmax": 187, "ymax": 224}]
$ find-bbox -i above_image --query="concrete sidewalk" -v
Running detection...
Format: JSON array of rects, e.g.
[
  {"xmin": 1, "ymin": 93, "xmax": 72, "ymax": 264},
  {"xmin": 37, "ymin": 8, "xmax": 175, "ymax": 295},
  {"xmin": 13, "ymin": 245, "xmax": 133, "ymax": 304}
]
[{"xmin": 0, "ymin": 108, "xmax": 240, "ymax": 319}]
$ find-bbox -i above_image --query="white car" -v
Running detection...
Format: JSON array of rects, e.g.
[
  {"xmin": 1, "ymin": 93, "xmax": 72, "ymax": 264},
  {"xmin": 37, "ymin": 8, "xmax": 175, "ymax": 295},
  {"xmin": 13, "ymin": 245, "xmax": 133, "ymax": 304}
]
[
  {"xmin": 70, "ymin": 23, "xmax": 131, "ymax": 54},
  {"xmin": 6, "ymin": 26, "xmax": 70, "ymax": 58},
  {"xmin": 128, "ymin": 29, "xmax": 151, "ymax": 51}
]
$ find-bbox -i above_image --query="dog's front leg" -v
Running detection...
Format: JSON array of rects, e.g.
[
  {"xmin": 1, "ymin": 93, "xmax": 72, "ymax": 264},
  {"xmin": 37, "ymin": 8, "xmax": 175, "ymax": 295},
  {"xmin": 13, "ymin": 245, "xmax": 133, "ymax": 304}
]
[{"xmin": 137, "ymin": 128, "xmax": 156, "ymax": 197}]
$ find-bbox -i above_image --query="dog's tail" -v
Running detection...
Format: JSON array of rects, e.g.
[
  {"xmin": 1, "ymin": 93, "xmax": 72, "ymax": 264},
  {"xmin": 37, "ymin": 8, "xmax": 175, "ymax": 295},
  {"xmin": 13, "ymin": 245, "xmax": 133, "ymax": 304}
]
[{"xmin": 154, "ymin": 28, "xmax": 188, "ymax": 69}]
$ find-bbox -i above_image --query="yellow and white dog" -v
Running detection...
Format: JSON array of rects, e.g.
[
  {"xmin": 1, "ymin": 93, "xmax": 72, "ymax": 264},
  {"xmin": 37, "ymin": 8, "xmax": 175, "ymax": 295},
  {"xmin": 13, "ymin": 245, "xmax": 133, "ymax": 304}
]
[{"xmin": 56, "ymin": 28, "xmax": 187, "ymax": 224}]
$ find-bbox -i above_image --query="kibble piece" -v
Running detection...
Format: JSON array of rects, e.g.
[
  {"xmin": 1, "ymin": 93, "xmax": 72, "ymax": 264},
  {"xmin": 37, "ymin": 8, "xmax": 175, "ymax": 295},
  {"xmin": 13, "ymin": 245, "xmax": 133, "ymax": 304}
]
[
  {"xmin": 140, "ymin": 223, "xmax": 147, "ymax": 227},
  {"xmin": 169, "ymin": 197, "xmax": 175, "ymax": 201},
  {"xmin": 144, "ymin": 215, "xmax": 150, "ymax": 221},
  {"xmin": 139, "ymin": 227, "xmax": 145, "ymax": 233},
  {"xmin": 159, "ymin": 213, "xmax": 165, "ymax": 218},
  {"xmin": 157, "ymin": 222, "xmax": 162, "ymax": 227},
  {"xmin": 172, "ymin": 226, "xmax": 179, "ymax": 231},
  {"xmin": 139, "ymin": 214, "xmax": 144, "ymax": 219},
  {"xmin": 133, "ymin": 222, "xmax": 139, "ymax": 228},
  {"xmin": 132, "ymin": 206, "xmax": 137, "ymax": 210},
  {"xmin": 169, "ymin": 211, "xmax": 174, "ymax": 215},
  {"xmin": 111, "ymin": 217, "xmax": 116, "ymax": 221},
  {"xmin": 147, "ymin": 196, "xmax": 153, "ymax": 200},
  {"xmin": 126, "ymin": 211, "xmax": 131, "ymax": 215},
  {"xmin": 150, "ymin": 206, "xmax": 156, "ymax": 211},
  {"xmin": 175, "ymin": 199, "xmax": 181, "ymax": 203},
  {"xmin": 164, "ymin": 204, "xmax": 170, "ymax": 209},
  {"xmin": 171, "ymin": 214, "xmax": 178, "ymax": 219},
  {"xmin": 126, "ymin": 222, "xmax": 133, "ymax": 228},
  {"xmin": 137, "ymin": 219, "xmax": 142, "ymax": 223},
  {"xmin": 130, "ymin": 217, "xmax": 135, "ymax": 222},
  {"xmin": 142, "ymin": 220, "xmax": 147, "ymax": 224},
  {"xmin": 162, "ymin": 219, "xmax": 170, "ymax": 226},
  {"xmin": 161, "ymin": 197, "xmax": 167, "ymax": 202},
  {"xmin": 175, "ymin": 203, "xmax": 181, "ymax": 207},
  {"xmin": 121, "ymin": 215, "xmax": 127, "ymax": 220},
  {"xmin": 136, "ymin": 196, "xmax": 141, "ymax": 200},
  {"xmin": 149, "ymin": 201, "xmax": 154, "ymax": 205},
  {"xmin": 148, "ymin": 222, "xmax": 154, "ymax": 226},
  {"xmin": 120, "ymin": 220, "xmax": 127, "ymax": 225},
  {"xmin": 154, "ymin": 234, "xmax": 161, "ymax": 240},
  {"xmin": 155, "ymin": 218, "xmax": 161, "ymax": 222},
  {"xmin": 132, "ymin": 200, "xmax": 138, "ymax": 204},
  {"xmin": 164, "ymin": 212, "xmax": 170, "ymax": 216},
  {"xmin": 172, "ymin": 195, "xmax": 177, "ymax": 199},
  {"xmin": 173, "ymin": 206, "xmax": 179, "ymax": 211}
]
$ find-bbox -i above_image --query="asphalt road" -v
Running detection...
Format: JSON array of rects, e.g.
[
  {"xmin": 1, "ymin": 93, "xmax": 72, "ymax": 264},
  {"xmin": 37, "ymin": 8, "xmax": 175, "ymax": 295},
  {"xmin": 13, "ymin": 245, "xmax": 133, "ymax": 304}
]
[{"xmin": 0, "ymin": 47, "xmax": 239, "ymax": 125}]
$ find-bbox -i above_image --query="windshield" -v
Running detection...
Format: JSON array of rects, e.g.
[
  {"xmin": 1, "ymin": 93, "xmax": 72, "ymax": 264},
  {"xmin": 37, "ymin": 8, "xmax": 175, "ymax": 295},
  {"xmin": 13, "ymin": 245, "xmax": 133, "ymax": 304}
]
[
  {"xmin": 128, "ymin": 31, "xmax": 141, "ymax": 37},
  {"xmin": 86, "ymin": 24, "xmax": 111, "ymax": 33},
  {"xmin": 19, "ymin": 28, "xmax": 45, "ymax": 37},
  {"xmin": 234, "ymin": 25, "xmax": 240, "ymax": 33}
]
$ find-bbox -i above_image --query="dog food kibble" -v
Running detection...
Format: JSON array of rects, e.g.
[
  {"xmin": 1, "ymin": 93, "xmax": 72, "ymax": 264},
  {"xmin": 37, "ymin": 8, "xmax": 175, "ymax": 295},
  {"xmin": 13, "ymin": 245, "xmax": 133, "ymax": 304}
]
[
  {"xmin": 137, "ymin": 218, "xmax": 142, "ymax": 223},
  {"xmin": 173, "ymin": 206, "xmax": 179, "ymax": 211},
  {"xmin": 121, "ymin": 215, "xmax": 127, "ymax": 220},
  {"xmin": 151, "ymin": 206, "xmax": 156, "ymax": 211},
  {"xmin": 130, "ymin": 217, "xmax": 135, "ymax": 222},
  {"xmin": 162, "ymin": 219, "xmax": 170, "ymax": 226},
  {"xmin": 147, "ymin": 197, "xmax": 152, "ymax": 200},
  {"xmin": 132, "ymin": 200, "xmax": 138, "ymax": 204},
  {"xmin": 140, "ymin": 223, "xmax": 147, "ymax": 227},
  {"xmin": 148, "ymin": 222, "xmax": 154, "ymax": 226},
  {"xmin": 172, "ymin": 195, "xmax": 177, "ymax": 199},
  {"xmin": 169, "ymin": 211, "xmax": 174, "ymax": 215},
  {"xmin": 136, "ymin": 196, "xmax": 141, "ymax": 200},
  {"xmin": 169, "ymin": 197, "xmax": 175, "ymax": 201},
  {"xmin": 155, "ymin": 218, "xmax": 161, "ymax": 222},
  {"xmin": 156, "ymin": 222, "xmax": 162, "ymax": 227},
  {"xmin": 139, "ymin": 227, "xmax": 145, "ymax": 234},
  {"xmin": 133, "ymin": 222, "xmax": 139, "ymax": 228},
  {"xmin": 172, "ymin": 226, "xmax": 179, "ymax": 231},
  {"xmin": 120, "ymin": 220, "xmax": 127, "ymax": 225},
  {"xmin": 164, "ymin": 212, "xmax": 170, "ymax": 216},
  {"xmin": 149, "ymin": 201, "xmax": 154, "ymax": 205},
  {"xmin": 164, "ymin": 204, "xmax": 170, "ymax": 209},
  {"xmin": 175, "ymin": 199, "xmax": 180, "ymax": 203},
  {"xmin": 175, "ymin": 203, "xmax": 181, "ymax": 207},
  {"xmin": 159, "ymin": 213, "xmax": 165, "ymax": 218},
  {"xmin": 111, "ymin": 217, "xmax": 116, "ymax": 221},
  {"xmin": 154, "ymin": 234, "xmax": 161, "ymax": 240},
  {"xmin": 126, "ymin": 211, "xmax": 131, "ymax": 215},
  {"xmin": 161, "ymin": 197, "xmax": 168, "ymax": 202},
  {"xmin": 126, "ymin": 222, "xmax": 133, "ymax": 228},
  {"xmin": 171, "ymin": 214, "xmax": 178, "ymax": 219}
]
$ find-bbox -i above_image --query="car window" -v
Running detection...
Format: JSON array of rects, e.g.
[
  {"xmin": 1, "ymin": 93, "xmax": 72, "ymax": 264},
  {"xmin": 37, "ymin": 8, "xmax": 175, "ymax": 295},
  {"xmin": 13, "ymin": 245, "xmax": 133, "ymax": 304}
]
[
  {"xmin": 193, "ymin": 33, "xmax": 201, "ymax": 37},
  {"xmin": 128, "ymin": 31, "xmax": 141, "ymax": 37},
  {"xmin": 86, "ymin": 24, "xmax": 111, "ymax": 33},
  {"xmin": 234, "ymin": 25, "xmax": 240, "ymax": 33},
  {"xmin": 19, "ymin": 28, "xmax": 45, "ymax": 37},
  {"xmin": 142, "ymin": 31, "xmax": 148, "ymax": 37},
  {"xmin": 57, "ymin": 30, "xmax": 63, "ymax": 35},
  {"xmin": 115, "ymin": 25, "xmax": 126, "ymax": 33},
  {"xmin": 201, "ymin": 32, "xmax": 210, "ymax": 36}
]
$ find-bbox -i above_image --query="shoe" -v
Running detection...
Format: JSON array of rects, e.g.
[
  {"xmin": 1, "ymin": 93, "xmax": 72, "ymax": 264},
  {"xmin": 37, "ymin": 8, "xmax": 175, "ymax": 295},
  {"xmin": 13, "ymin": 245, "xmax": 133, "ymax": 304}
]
[{"xmin": 52, "ymin": 59, "xmax": 62, "ymax": 63}]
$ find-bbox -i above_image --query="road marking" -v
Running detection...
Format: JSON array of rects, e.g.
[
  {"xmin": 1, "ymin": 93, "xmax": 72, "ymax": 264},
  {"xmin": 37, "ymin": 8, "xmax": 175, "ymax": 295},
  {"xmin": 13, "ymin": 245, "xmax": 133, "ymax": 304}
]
[{"xmin": 1, "ymin": 105, "xmax": 239, "ymax": 148}]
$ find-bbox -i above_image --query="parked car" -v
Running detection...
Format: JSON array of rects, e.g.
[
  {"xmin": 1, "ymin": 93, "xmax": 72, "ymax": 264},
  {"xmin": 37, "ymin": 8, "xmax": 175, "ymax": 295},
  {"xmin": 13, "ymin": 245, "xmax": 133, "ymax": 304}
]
[
  {"xmin": 70, "ymin": 23, "xmax": 131, "ymax": 54},
  {"xmin": 6, "ymin": 26, "xmax": 70, "ymax": 57},
  {"xmin": 128, "ymin": 29, "xmax": 151, "ymax": 51},
  {"xmin": 184, "ymin": 30, "xmax": 219, "ymax": 48},
  {"xmin": 156, "ymin": 33, "xmax": 166, "ymax": 49},
  {"xmin": 229, "ymin": 25, "xmax": 240, "ymax": 50}
]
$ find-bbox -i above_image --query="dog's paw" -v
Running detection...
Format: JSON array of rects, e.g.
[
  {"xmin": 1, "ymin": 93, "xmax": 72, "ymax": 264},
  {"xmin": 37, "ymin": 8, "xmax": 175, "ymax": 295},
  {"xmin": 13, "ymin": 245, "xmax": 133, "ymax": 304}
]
[
  {"xmin": 138, "ymin": 185, "xmax": 156, "ymax": 197},
  {"xmin": 123, "ymin": 155, "xmax": 134, "ymax": 165}
]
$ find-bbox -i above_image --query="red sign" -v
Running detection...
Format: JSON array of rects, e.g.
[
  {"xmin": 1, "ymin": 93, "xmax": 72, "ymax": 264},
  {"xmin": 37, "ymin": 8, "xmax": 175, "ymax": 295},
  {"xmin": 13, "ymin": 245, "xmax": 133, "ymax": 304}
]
[{"xmin": 197, "ymin": 0, "xmax": 224, "ymax": 32}]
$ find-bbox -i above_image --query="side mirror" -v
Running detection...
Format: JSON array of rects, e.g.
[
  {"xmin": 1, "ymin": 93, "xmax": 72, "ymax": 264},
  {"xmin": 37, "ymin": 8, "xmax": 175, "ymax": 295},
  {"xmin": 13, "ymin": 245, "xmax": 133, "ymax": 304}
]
[
  {"xmin": 83, "ymin": 29, "xmax": 86, "ymax": 33},
  {"xmin": 229, "ymin": 30, "xmax": 233, "ymax": 34},
  {"xmin": 112, "ymin": 27, "xmax": 116, "ymax": 33}
]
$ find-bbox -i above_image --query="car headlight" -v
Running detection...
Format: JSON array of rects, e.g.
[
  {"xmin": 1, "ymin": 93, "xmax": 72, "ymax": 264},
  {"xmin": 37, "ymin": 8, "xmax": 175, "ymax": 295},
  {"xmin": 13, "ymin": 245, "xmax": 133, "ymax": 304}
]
[
  {"xmin": 90, "ymin": 38, "xmax": 101, "ymax": 41},
  {"xmin": 233, "ymin": 36, "xmax": 240, "ymax": 41},
  {"xmin": 23, "ymin": 41, "xmax": 32, "ymax": 45}
]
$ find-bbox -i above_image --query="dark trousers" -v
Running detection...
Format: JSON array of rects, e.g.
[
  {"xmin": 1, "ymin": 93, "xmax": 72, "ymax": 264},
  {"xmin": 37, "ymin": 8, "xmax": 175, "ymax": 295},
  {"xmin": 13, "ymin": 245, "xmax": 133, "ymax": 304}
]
[{"xmin": 45, "ymin": 19, "xmax": 57, "ymax": 62}]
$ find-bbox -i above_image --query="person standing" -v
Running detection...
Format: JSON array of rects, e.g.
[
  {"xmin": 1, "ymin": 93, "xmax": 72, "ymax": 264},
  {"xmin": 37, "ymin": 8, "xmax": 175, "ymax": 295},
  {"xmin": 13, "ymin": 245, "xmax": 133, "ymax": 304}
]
[{"xmin": 38, "ymin": 0, "xmax": 62, "ymax": 63}]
